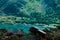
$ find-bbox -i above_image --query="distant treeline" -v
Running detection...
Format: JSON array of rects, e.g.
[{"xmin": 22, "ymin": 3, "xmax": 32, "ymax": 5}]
[{"xmin": 0, "ymin": 16, "xmax": 60, "ymax": 24}]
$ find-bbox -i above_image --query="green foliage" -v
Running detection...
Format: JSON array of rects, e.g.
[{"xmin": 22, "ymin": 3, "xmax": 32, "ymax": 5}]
[{"xmin": 19, "ymin": 0, "xmax": 60, "ymax": 24}]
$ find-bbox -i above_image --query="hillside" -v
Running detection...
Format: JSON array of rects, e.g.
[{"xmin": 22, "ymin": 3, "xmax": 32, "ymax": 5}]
[{"xmin": 0, "ymin": 0, "xmax": 60, "ymax": 24}]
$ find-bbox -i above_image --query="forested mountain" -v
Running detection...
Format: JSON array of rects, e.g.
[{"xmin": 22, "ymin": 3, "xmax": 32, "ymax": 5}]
[{"xmin": 0, "ymin": 0, "xmax": 60, "ymax": 24}]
